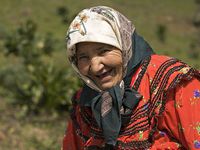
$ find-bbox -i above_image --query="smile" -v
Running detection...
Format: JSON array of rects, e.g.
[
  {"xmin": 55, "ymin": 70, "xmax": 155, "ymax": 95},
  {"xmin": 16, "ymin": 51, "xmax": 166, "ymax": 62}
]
[{"xmin": 95, "ymin": 69, "xmax": 113, "ymax": 81}]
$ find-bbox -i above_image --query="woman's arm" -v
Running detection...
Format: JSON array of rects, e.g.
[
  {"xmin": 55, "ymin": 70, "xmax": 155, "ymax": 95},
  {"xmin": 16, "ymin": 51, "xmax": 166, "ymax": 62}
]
[
  {"xmin": 156, "ymin": 77, "xmax": 200, "ymax": 149},
  {"xmin": 174, "ymin": 77, "xmax": 200, "ymax": 149}
]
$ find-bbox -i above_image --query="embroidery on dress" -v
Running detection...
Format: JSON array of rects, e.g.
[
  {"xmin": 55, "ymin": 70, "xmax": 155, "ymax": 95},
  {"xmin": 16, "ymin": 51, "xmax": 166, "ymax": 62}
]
[
  {"xmin": 176, "ymin": 143, "xmax": 182, "ymax": 149},
  {"xmin": 179, "ymin": 66, "xmax": 190, "ymax": 74},
  {"xmin": 159, "ymin": 131, "xmax": 166, "ymax": 137},
  {"xmin": 190, "ymin": 89, "xmax": 200, "ymax": 105},
  {"xmin": 194, "ymin": 89, "xmax": 200, "ymax": 98},
  {"xmin": 194, "ymin": 140, "xmax": 200, "ymax": 149},
  {"xmin": 175, "ymin": 100, "xmax": 182, "ymax": 108},
  {"xmin": 138, "ymin": 131, "xmax": 144, "ymax": 140},
  {"xmin": 190, "ymin": 122, "xmax": 200, "ymax": 135}
]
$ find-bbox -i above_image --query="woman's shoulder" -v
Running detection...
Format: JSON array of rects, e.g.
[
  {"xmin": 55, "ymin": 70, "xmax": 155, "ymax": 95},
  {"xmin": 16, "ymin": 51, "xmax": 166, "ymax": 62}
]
[
  {"xmin": 150, "ymin": 54, "xmax": 177, "ymax": 66},
  {"xmin": 146, "ymin": 54, "xmax": 200, "ymax": 90},
  {"xmin": 147, "ymin": 54, "xmax": 193, "ymax": 75}
]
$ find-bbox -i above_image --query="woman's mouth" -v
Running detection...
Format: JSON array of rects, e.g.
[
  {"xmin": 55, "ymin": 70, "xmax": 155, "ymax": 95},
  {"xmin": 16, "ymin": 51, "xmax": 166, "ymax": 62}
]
[{"xmin": 96, "ymin": 69, "xmax": 113, "ymax": 81}]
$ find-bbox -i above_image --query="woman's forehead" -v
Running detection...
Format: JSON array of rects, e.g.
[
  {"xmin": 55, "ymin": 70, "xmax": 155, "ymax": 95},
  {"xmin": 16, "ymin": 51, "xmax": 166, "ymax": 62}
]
[{"xmin": 76, "ymin": 42, "xmax": 116, "ymax": 54}]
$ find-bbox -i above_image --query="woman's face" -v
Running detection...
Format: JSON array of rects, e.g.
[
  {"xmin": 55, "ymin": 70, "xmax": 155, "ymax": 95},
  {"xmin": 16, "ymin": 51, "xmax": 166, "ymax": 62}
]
[{"xmin": 76, "ymin": 42, "xmax": 123, "ymax": 90}]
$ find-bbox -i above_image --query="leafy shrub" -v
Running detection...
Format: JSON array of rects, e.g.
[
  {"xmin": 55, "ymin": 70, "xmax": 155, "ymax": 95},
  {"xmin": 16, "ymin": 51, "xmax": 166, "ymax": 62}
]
[
  {"xmin": 156, "ymin": 24, "xmax": 167, "ymax": 43},
  {"xmin": 1, "ymin": 20, "xmax": 81, "ymax": 115},
  {"xmin": 56, "ymin": 6, "xmax": 70, "ymax": 24},
  {"xmin": 189, "ymin": 2, "xmax": 200, "ymax": 64}
]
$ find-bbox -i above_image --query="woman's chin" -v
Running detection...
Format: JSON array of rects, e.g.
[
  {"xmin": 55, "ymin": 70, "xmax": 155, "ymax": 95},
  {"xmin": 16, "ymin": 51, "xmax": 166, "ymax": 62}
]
[{"xmin": 97, "ymin": 81, "xmax": 117, "ymax": 90}]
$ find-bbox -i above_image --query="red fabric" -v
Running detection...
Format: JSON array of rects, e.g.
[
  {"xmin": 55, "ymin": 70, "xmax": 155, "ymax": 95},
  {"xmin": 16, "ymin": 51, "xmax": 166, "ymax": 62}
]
[
  {"xmin": 63, "ymin": 121, "xmax": 84, "ymax": 150},
  {"xmin": 63, "ymin": 55, "xmax": 200, "ymax": 150},
  {"xmin": 150, "ymin": 78, "xmax": 200, "ymax": 150}
]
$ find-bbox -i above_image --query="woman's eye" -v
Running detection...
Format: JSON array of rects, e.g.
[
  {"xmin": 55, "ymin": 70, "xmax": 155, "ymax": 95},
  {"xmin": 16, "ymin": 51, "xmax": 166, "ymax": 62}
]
[{"xmin": 78, "ymin": 55, "xmax": 89, "ymax": 61}]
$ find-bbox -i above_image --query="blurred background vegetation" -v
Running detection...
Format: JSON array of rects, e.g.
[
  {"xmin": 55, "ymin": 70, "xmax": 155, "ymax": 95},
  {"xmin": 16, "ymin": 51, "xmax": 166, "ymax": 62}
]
[{"xmin": 0, "ymin": 0, "xmax": 199, "ymax": 149}]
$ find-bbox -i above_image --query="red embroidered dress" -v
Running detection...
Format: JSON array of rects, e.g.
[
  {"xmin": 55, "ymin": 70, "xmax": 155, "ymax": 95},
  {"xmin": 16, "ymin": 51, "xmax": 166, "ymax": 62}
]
[{"xmin": 63, "ymin": 55, "xmax": 200, "ymax": 150}]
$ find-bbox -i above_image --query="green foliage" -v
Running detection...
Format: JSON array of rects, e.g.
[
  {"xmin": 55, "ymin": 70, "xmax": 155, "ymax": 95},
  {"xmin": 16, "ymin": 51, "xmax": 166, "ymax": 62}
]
[
  {"xmin": 189, "ymin": 2, "xmax": 200, "ymax": 66},
  {"xmin": 156, "ymin": 24, "xmax": 167, "ymax": 43},
  {"xmin": 56, "ymin": 6, "xmax": 70, "ymax": 24},
  {"xmin": 195, "ymin": 0, "xmax": 200, "ymax": 4},
  {"xmin": 189, "ymin": 40, "xmax": 200, "ymax": 60},
  {"xmin": 4, "ymin": 20, "xmax": 53, "ymax": 63},
  {"xmin": 0, "ymin": 23, "xmax": 8, "ymax": 40},
  {"xmin": 1, "ymin": 20, "xmax": 81, "ymax": 114}
]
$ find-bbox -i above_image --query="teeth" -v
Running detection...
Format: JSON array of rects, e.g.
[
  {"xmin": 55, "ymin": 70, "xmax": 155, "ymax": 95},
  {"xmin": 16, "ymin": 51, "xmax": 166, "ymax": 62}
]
[
  {"xmin": 99, "ymin": 70, "xmax": 112, "ymax": 78},
  {"xmin": 100, "ymin": 71, "xmax": 108, "ymax": 76}
]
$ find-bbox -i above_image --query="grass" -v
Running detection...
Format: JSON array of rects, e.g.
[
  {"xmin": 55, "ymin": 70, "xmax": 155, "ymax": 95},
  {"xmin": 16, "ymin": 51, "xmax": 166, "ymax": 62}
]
[
  {"xmin": 0, "ymin": 0, "xmax": 199, "ymax": 149},
  {"xmin": 0, "ymin": 99, "xmax": 67, "ymax": 150}
]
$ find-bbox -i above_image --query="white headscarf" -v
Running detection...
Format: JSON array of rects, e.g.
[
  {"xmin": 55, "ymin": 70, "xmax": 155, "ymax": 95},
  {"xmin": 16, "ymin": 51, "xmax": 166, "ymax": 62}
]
[{"xmin": 66, "ymin": 6, "xmax": 135, "ymax": 91}]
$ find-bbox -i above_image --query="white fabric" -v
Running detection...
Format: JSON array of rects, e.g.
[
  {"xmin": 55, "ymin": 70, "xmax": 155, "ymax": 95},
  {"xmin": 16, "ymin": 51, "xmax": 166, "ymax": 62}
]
[{"xmin": 67, "ymin": 15, "xmax": 121, "ymax": 51}]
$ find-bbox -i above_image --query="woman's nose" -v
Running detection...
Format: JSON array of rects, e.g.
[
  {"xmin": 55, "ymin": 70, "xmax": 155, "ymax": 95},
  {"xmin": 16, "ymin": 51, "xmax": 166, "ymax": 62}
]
[{"xmin": 89, "ymin": 56, "xmax": 104, "ymax": 74}]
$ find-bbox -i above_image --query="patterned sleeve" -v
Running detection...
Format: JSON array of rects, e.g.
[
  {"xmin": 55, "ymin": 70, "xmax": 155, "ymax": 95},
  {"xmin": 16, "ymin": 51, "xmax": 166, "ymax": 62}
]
[
  {"xmin": 156, "ymin": 77, "xmax": 200, "ymax": 150},
  {"xmin": 174, "ymin": 77, "xmax": 200, "ymax": 149}
]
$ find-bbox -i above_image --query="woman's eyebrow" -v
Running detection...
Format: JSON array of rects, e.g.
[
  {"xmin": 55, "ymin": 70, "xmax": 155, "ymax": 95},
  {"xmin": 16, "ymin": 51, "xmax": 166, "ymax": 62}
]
[
  {"xmin": 77, "ymin": 51, "xmax": 86, "ymax": 57},
  {"xmin": 96, "ymin": 45, "xmax": 112, "ymax": 51}
]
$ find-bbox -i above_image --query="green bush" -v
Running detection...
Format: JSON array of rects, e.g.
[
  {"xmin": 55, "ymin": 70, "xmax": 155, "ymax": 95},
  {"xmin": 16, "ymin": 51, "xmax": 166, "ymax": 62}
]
[
  {"xmin": 56, "ymin": 6, "xmax": 70, "ymax": 24},
  {"xmin": 1, "ymin": 20, "xmax": 81, "ymax": 115},
  {"xmin": 156, "ymin": 24, "xmax": 167, "ymax": 43}
]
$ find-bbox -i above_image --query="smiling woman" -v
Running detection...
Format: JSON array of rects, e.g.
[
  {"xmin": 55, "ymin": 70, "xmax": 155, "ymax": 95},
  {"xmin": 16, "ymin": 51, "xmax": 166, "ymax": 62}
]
[
  {"xmin": 63, "ymin": 6, "xmax": 200, "ymax": 150},
  {"xmin": 76, "ymin": 42, "xmax": 123, "ymax": 90}
]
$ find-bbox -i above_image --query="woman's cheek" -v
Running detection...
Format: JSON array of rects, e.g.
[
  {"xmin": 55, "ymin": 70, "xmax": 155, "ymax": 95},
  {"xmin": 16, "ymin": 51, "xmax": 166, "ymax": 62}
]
[
  {"xmin": 77, "ymin": 63, "xmax": 89, "ymax": 76},
  {"xmin": 105, "ymin": 55, "xmax": 122, "ymax": 66}
]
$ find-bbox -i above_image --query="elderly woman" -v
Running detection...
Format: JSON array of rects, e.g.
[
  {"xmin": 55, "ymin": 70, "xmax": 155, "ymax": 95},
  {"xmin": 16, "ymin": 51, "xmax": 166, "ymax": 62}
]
[{"xmin": 63, "ymin": 6, "xmax": 200, "ymax": 150}]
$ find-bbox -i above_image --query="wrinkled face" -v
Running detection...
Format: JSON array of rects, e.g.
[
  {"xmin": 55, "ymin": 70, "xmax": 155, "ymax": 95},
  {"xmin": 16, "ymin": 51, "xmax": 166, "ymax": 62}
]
[{"xmin": 76, "ymin": 42, "xmax": 123, "ymax": 90}]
